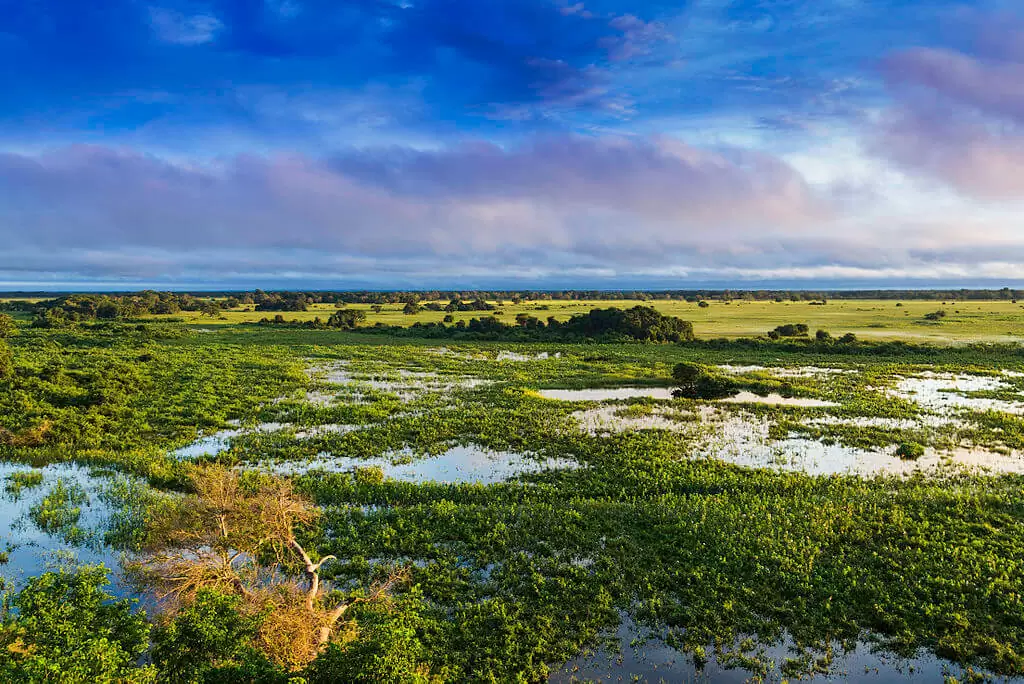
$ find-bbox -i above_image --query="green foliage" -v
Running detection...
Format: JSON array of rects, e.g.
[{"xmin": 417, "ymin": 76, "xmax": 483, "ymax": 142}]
[
  {"xmin": 671, "ymin": 362, "xmax": 738, "ymax": 399},
  {"xmin": 4, "ymin": 470, "xmax": 44, "ymax": 497},
  {"xmin": 0, "ymin": 313, "xmax": 18, "ymax": 338},
  {"xmin": 0, "ymin": 566, "xmax": 154, "ymax": 683},
  {"xmin": 768, "ymin": 323, "xmax": 810, "ymax": 339},
  {"xmin": 895, "ymin": 441, "xmax": 926, "ymax": 460},
  {"xmin": 0, "ymin": 339, "xmax": 11, "ymax": 380},
  {"xmin": 304, "ymin": 597, "xmax": 434, "ymax": 684},
  {"xmin": 152, "ymin": 590, "xmax": 283, "ymax": 684},
  {"xmin": 29, "ymin": 479, "xmax": 88, "ymax": 539}
]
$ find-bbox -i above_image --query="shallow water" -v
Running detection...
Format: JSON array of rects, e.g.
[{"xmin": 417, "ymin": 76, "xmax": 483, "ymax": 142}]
[
  {"xmin": 550, "ymin": 615, "xmax": 1017, "ymax": 683},
  {"xmin": 262, "ymin": 445, "xmax": 578, "ymax": 484},
  {"xmin": 309, "ymin": 361, "xmax": 488, "ymax": 403},
  {"xmin": 718, "ymin": 392, "xmax": 838, "ymax": 408},
  {"xmin": 718, "ymin": 364, "xmax": 856, "ymax": 378},
  {"xmin": 497, "ymin": 350, "xmax": 561, "ymax": 362},
  {"xmin": 574, "ymin": 407, "xmax": 1024, "ymax": 476},
  {"xmin": 538, "ymin": 387, "xmax": 677, "ymax": 401},
  {"xmin": 0, "ymin": 463, "xmax": 132, "ymax": 593},
  {"xmin": 891, "ymin": 373, "xmax": 1024, "ymax": 414},
  {"xmin": 172, "ymin": 422, "xmax": 287, "ymax": 459}
]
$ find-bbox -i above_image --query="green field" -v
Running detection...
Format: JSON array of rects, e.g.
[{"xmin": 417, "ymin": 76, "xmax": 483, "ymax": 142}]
[{"xmin": 111, "ymin": 298, "xmax": 1024, "ymax": 343}]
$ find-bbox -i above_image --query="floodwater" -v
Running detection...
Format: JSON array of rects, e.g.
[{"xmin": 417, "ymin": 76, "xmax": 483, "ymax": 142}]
[
  {"xmin": 573, "ymin": 407, "xmax": 1024, "ymax": 476},
  {"xmin": 537, "ymin": 387, "xmax": 836, "ymax": 407},
  {"xmin": 718, "ymin": 392, "xmax": 838, "ymax": 408},
  {"xmin": 497, "ymin": 350, "xmax": 562, "ymax": 361},
  {"xmin": 308, "ymin": 361, "xmax": 488, "ymax": 403},
  {"xmin": 262, "ymin": 445, "xmax": 578, "ymax": 484},
  {"xmin": 718, "ymin": 364, "xmax": 857, "ymax": 378},
  {"xmin": 172, "ymin": 422, "xmax": 287, "ymax": 459},
  {"xmin": 538, "ymin": 387, "xmax": 678, "ymax": 401},
  {"xmin": 0, "ymin": 463, "xmax": 133, "ymax": 593},
  {"xmin": 550, "ymin": 614, "xmax": 1017, "ymax": 683},
  {"xmin": 891, "ymin": 373, "xmax": 1024, "ymax": 414}
]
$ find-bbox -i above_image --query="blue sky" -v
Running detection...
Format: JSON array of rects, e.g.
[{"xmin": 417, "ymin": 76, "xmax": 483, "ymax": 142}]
[{"xmin": 2, "ymin": 0, "xmax": 1024, "ymax": 289}]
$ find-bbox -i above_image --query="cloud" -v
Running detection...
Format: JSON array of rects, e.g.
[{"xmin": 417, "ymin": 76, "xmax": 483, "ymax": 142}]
[
  {"xmin": 872, "ymin": 12, "xmax": 1024, "ymax": 200},
  {"xmin": 149, "ymin": 7, "xmax": 223, "ymax": 45},
  {"xmin": 0, "ymin": 137, "xmax": 830, "ymax": 283}
]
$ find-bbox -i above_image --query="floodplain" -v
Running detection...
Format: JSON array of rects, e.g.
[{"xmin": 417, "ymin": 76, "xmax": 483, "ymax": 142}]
[{"xmin": 2, "ymin": 295, "xmax": 1024, "ymax": 682}]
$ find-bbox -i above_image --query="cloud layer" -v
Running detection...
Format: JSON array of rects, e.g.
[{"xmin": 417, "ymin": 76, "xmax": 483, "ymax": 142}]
[{"xmin": 3, "ymin": 0, "xmax": 1024, "ymax": 287}]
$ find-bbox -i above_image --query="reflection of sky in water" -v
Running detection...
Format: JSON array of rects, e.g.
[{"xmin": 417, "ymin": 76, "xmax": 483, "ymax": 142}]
[
  {"xmin": 539, "ymin": 387, "xmax": 677, "ymax": 401},
  {"xmin": 0, "ymin": 463, "xmax": 135, "ymax": 597},
  {"xmin": 261, "ymin": 446, "xmax": 578, "ymax": 484},
  {"xmin": 891, "ymin": 374, "xmax": 1024, "ymax": 414},
  {"xmin": 574, "ymin": 407, "xmax": 1024, "ymax": 476},
  {"xmin": 549, "ymin": 614, "xmax": 1016, "ymax": 683}
]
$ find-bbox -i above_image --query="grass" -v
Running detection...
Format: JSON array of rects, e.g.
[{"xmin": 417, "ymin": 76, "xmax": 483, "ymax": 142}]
[{"xmin": 115, "ymin": 298, "xmax": 1024, "ymax": 344}]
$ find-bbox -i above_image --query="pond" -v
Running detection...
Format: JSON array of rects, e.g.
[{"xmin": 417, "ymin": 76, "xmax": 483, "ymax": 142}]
[
  {"xmin": 718, "ymin": 392, "xmax": 838, "ymax": 408},
  {"xmin": 574, "ymin": 407, "xmax": 1024, "ymax": 476}
]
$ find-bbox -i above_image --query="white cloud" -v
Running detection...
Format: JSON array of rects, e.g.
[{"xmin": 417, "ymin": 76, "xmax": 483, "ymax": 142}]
[{"xmin": 149, "ymin": 7, "xmax": 223, "ymax": 45}]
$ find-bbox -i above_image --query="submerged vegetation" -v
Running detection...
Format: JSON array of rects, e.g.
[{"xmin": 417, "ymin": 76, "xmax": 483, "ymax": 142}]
[{"xmin": 1, "ymin": 294, "xmax": 1024, "ymax": 681}]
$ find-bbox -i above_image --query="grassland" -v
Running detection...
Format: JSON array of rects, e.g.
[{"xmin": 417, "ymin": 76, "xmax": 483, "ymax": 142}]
[{"xmin": 91, "ymin": 298, "xmax": 1024, "ymax": 343}]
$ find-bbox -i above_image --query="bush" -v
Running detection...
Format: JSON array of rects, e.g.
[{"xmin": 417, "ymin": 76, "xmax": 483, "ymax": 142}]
[
  {"xmin": 771, "ymin": 323, "xmax": 809, "ymax": 338},
  {"xmin": 896, "ymin": 442, "xmax": 926, "ymax": 460},
  {"xmin": 0, "ymin": 567, "xmax": 154, "ymax": 682},
  {"xmin": 152, "ymin": 590, "xmax": 282, "ymax": 683},
  {"xmin": 0, "ymin": 314, "xmax": 17, "ymax": 338},
  {"xmin": 671, "ymin": 362, "xmax": 739, "ymax": 399},
  {"xmin": 924, "ymin": 310, "xmax": 947, "ymax": 322}
]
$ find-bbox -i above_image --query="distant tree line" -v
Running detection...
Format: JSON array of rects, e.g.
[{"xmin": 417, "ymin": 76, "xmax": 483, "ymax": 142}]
[
  {"xmin": 260, "ymin": 306, "xmax": 695, "ymax": 343},
  {"xmin": 5, "ymin": 287, "xmax": 1024, "ymax": 317}
]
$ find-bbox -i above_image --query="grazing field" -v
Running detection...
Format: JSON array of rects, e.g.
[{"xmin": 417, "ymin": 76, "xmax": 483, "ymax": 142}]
[
  {"xmin": 103, "ymin": 298, "xmax": 1024, "ymax": 343},
  {"xmin": 2, "ymin": 308, "xmax": 1024, "ymax": 682}
]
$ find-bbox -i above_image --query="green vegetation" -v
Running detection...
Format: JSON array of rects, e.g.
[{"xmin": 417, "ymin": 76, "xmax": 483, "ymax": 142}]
[
  {"xmin": 4, "ymin": 470, "xmax": 43, "ymax": 496},
  {"xmin": 0, "ymin": 566, "xmax": 154, "ymax": 682},
  {"xmin": 0, "ymin": 295, "xmax": 1023, "ymax": 681}
]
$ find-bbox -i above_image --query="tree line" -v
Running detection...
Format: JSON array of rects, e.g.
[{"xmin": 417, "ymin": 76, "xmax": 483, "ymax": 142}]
[{"xmin": 260, "ymin": 306, "xmax": 696, "ymax": 342}]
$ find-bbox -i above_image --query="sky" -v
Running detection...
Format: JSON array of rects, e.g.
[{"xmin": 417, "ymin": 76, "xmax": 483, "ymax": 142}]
[{"xmin": 2, "ymin": 0, "xmax": 1024, "ymax": 290}]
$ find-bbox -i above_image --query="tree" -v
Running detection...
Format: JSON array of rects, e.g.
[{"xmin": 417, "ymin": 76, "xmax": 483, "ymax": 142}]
[
  {"xmin": 96, "ymin": 301, "xmax": 120, "ymax": 319},
  {"xmin": 403, "ymin": 302, "xmax": 421, "ymax": 315},
  {"xmin": 0, "ymin": 313, "xmax": 17, "ymax": 338},
  {"xmin": 198, "ymin": 301, "xmax": 221, "ymax": 318},
  {"xmin": 132, "ymin": 466, "xmax": 407, "ymax": 671},
  {"xmin": 671, "ymin": 362, "xmax": 737, "ymax": 399},
  {"xmin": 371, "ymin": 305, "xmax": 384, "ymax": 314},
  {"xmin": 0, "ymin": 340, "xmax": 11, "ymax": 380},
  {"xmin": 0, "ymin": 566, "xmax": 155, "ymax": 683}
]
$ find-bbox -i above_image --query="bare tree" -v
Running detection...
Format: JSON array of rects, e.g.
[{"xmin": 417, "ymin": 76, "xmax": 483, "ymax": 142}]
[{"xmin": 131, "ymin": 466, "xmax": 407, "ymax": 669}]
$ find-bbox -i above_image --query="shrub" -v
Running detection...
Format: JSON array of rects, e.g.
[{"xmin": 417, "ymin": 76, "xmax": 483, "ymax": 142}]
[
  {"xmin": 896, "ymin": 442, "xmax": 926, "ymax": 460},
  {"xmin": 0, "ymin": 567, "xmax": 154, "ymax": 682}
]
